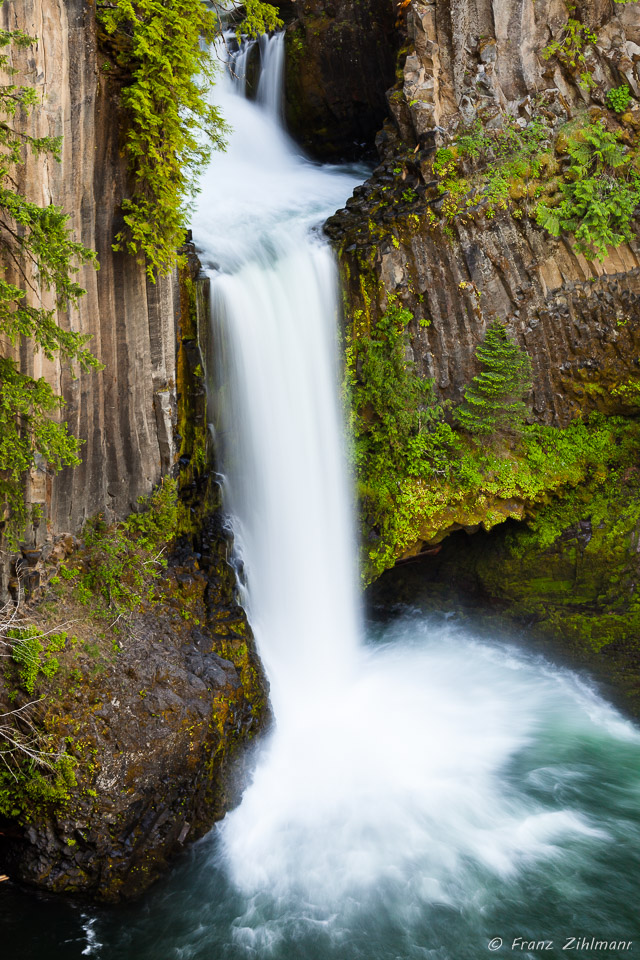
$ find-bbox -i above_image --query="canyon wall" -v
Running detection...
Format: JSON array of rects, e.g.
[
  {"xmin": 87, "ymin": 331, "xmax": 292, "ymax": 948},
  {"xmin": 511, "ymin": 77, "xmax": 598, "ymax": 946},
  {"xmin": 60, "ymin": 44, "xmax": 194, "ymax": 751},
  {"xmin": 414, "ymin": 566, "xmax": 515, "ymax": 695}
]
[
  {"xmin": 0, "ymin": 1, "xmax": 271, "ymax": 900},
  {"xmin": 278, "ymin": 0, "xmax": 401, "ymax": 159},
  {"xmin": 1, "ymin": 0, "xmax": 178, "ymax": 583}
]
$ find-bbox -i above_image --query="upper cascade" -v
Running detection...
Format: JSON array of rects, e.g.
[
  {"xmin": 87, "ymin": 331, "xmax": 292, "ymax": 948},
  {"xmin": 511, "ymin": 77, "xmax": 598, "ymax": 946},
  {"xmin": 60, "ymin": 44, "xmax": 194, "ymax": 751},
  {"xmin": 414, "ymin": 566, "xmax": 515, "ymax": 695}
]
[{"xmin": 192, "ymin": 35, "xmax": 366, "ymax": 718}]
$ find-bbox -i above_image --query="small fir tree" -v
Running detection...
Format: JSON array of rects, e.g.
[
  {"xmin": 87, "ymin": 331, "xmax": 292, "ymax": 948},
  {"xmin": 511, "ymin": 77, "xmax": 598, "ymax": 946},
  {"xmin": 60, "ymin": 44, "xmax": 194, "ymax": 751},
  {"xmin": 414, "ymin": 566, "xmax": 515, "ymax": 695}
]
[{"xmin": 455, "ymin": 321, "xmax": 532, "ymax": 436}]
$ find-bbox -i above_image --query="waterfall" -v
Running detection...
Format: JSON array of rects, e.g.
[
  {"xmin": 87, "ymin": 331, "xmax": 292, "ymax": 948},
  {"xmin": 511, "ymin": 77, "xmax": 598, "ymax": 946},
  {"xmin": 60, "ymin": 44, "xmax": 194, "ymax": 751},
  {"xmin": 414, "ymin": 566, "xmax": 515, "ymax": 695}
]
[
  {"xmin": 256, "ymin": 33, "xmax": 285, "ymax": 117},
  {"xmin": 227, "ymin": 37, "xmax": 256, "ymax": 99},
  {"xmin": 195, "ymin": 36, "xmax": 363, "ymax": 721}
]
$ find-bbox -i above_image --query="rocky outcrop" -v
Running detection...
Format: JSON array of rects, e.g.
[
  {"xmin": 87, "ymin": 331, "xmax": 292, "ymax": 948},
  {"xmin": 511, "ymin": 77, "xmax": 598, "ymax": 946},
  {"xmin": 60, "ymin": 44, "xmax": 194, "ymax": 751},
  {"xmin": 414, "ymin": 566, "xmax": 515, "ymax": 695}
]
[
  {"xmin": 368, "ymin": 464, "xmax": 640, "ymax": 718},
  {"xmin": 0, "ymin": 534, "xmax": 269, "ymax": 901},
  {"xmin": 0, "ymin": 1, "xmax": 272, "ymax": 892},
  {"xmin": 278, "ymin": 0, "xmax": 401, "ymax": 159},
  {"xmin": 326, "ymin": 0, "xmax": 640, "ymax": 424},
  {"xmin": 0, "ymin": 0, "xmax": 179, "ymax": 588}
]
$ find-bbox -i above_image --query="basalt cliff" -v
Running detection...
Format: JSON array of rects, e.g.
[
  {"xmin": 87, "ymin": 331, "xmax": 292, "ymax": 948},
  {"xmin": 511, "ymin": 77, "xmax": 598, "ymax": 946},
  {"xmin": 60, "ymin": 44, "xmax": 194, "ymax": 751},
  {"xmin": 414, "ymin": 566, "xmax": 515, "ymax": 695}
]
[{"xmin": 281, "ymin": 0, "xmax": 640, "ymax": 712}]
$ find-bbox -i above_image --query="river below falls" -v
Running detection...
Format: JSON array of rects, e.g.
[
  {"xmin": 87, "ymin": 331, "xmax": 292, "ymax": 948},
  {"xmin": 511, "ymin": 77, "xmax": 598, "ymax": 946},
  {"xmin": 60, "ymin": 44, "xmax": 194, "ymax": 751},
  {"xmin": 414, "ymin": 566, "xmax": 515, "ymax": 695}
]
[
  {"xmin": 3, "ymin": 610, "xmax": 640, "ymax": 959},
  {"xmin": 3, "ymin": 33, "xmax": 640, "ymax": 960}
]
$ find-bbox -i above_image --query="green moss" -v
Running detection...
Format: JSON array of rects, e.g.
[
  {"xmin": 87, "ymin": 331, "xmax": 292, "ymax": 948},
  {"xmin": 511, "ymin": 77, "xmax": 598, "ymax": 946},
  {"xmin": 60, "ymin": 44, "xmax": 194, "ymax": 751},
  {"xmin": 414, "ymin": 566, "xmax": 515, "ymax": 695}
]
[
  {"xmin": 465, "ymin": 460, "xmax": 640, "ymax": 656},
  {"xmin": 0, "ymin": 752, "xmax": 77, "ymax": 821}
]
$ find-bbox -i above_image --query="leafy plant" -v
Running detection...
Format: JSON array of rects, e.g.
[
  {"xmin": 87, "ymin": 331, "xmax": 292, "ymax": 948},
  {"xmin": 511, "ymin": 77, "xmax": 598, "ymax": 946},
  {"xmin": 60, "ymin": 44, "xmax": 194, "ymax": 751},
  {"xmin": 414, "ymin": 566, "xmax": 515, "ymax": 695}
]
[
  {"xmin": 0, "ymin": 9, "xmax": 100, "ymax": 544},
  {"xmin": 96, "ymin": 0, "xmax": 282, "ymax": 279},
  {"xmin": 8, "ymin": 627, "xmax": 67, "ymax": 694},
  {"xmin": 607, "ymin": 84, "xmax": 632, "ymax": 114},
  {"xmin": 431, "ymin": 118, "xmax": 552, "ymax": 224},
  {"xmin": 455, "ymin": 322, "xmax": 533, "ymax": 436},
  {"xmin": 536, "ymin": 120, "xmax": 640, "ymax": 260},
  {"xmin": 542, "ymin": 18, "xmax": 597, "ymax": 90},
  {"xmin": 57, "ymin": 478, "xmax": 179, "ymax": 617},
  {"xmin": 347, "ymin": 303, "xmax": 457, "ymax": 484},
  {"xmin": 346, "ymin": 303, "xmax": 461, "ymax": 557},
  {"xmin": 1, "ymin": 603, "xmax": 77, "ymax": 819}
]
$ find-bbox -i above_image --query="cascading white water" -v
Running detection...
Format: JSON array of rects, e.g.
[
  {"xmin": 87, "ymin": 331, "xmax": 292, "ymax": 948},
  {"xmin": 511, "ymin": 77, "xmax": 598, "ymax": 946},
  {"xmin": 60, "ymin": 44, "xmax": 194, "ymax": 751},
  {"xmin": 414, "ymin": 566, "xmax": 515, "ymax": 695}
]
[
  {"xmin": 256, "ymin": 33, "xmax": 285, "ymax": 117},
  {"xmin": 228, "ymin": 38, "xmax": 256, "ymax": 99},
  {"xmin": 194, "ymin": 36, "xmax": 363, "ymax": 721}
]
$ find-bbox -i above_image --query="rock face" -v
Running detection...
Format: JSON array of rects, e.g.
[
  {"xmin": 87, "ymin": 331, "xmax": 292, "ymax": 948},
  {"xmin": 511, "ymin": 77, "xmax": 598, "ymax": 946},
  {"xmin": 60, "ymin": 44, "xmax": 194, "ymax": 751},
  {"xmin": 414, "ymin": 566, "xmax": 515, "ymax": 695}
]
[
  {"xmin": 326, "ymin": 0, "xmax": 640, "ymax": 424},
  {"xmin": 0, "ymin": 535, "xmax": 270, "ymax": 901},
  {"xmin": 0, "ymin": 0, "xmax": 178, "ymax": 589},
  {"xmin": 278, "ymin": 0, "xmax": 401, "ymax": 159},
  {"xmin": 0, "ymin": 3, "xmax": 271, "ymax": 897},
  {"xmin": 0, "ymin": 244, "xmax": 271, "ymax": 902},
  {"xmin": 316, "ymin": 0, "xmax": 640, "ymax": 686}
]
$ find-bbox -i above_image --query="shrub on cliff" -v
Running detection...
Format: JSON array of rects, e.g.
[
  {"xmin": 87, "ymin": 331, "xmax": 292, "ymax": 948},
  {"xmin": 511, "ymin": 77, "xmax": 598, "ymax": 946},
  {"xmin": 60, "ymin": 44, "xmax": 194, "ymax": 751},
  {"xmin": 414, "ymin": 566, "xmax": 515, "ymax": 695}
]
[
  {"xmin": 455, "ymin": 322, "xmax": 533, "ymax": 436},
  {"xmin": 536, "ymin": 120, "xmax": 640, "ymax": 261},
  {"xmin": 0, "ymin": 11, "xmax": 100, "ymax": 544},
  {"xmin": 96, "ymin": 0, "xmax": 282, "ymax": 279},
  {"xmin": 347, "ymin": 303, "xmax": 458, "ymax": 490}
]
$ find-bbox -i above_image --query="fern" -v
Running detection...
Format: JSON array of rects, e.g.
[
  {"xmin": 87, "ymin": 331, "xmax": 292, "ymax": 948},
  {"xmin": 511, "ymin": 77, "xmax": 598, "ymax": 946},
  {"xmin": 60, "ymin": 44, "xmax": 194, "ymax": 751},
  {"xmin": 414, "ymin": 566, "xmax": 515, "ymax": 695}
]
[{"xmin": 536, "ymin": 120, "xmax": 640, "ymax": 261}]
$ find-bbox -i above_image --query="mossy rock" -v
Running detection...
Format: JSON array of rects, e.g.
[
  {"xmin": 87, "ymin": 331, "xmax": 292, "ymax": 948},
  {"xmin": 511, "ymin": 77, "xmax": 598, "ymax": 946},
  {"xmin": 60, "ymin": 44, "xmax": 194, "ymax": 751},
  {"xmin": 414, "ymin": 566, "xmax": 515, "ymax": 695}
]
[{"xmin": 369, "ymin": 467, "xmax": 640, "ymax": 717}]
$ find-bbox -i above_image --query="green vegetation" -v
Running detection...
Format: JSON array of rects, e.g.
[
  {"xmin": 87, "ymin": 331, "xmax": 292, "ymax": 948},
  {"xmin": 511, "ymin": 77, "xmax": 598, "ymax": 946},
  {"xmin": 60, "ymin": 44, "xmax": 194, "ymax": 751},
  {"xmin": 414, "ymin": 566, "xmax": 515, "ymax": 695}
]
[
  {"xmin": 8, "ymin": 627, "xmax": 67, "ymax": 694},
  {"xmin": 54, "ymin": 478, "xmax": 180, "ymax": 618},
  {"xmin": 430, "ymin": 117, "xmax": 554, "ymax": 227},
  {"xmin": 347, "ymin": 302, "xmax": 637, "ymax": 580},
  {"xmin": 346, "ymin": 302, "xmax": 455, "ymax": 486},
  {"xmin": 0, "ymin": 745, "xmax": 77, "ymax": 821},
  {"xmin": 455, "ymin": 322, "xmax": 532, "ymax": 436},
  {"xmin": 542, "ymin": 17, "xmax": 597, "ymax": 91},
  {"xmin": 456, "ymin": 442, "xmax": 640, "ymax": 673},
  {"xmin": 0, "ymin": 620, "xmax": 77, "ymax": 819},
  {"xmin": 431, "ymin": 116, "xmax": 640, "ymax": 262},
  {"xmin": 97, "ymin": 0, "xmax": 282, "ymax": 279},
  {"xmin": 0, "ymin": 10, "xmax": 100, "ymax": 544},
  {"xmin": 536, "ymin": 120, "xmax": 640, "ymax": 260},
  {"xmin": 607, "ymin": 84, "xmax": 632, "ymax": 114},
  {"xmin": 0, "ymin": 480, "xmax": 179, "ymax": 820}
]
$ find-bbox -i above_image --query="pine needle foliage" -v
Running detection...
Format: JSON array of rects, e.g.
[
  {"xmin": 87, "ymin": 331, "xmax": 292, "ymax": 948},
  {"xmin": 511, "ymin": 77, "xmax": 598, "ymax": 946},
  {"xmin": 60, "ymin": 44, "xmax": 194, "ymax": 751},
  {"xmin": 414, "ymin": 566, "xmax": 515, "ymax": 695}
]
[
  {"xmin": 455, "ymin": 322, "xmax": 533, "ymax": 436},
  {"xmin": 0, "ymin": 10, "xmax": 100, "ymax": 545},
  {"xmin": 97, "ymin": 0, "xmax": 282, "ymax": 280}
]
